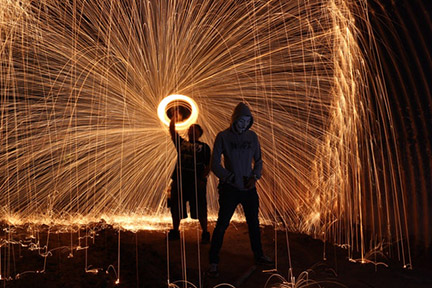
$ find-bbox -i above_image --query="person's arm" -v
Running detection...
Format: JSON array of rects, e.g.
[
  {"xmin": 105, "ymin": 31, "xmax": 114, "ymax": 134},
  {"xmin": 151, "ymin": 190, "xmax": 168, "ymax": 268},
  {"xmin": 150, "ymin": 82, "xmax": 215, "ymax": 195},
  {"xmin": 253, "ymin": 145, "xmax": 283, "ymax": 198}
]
[
  {"xmin": 203, "ymin": 144, "xmax": 211, "ymax": 178},
  {"xmin": 211, "ymin": 133, "xmax": 233, "ymax": 182},
  {"xmin": 245, "ymin": 134, "xmax": 262, "ymax": 189},
  {"xmin": 169, "ymin": 116, "xmax": 178, "ymax": 142},
  {"xmin": 252, "ymin": 134, "xmax": 263, "ymax": 179},
  {"xmin": 169, "ymin": 114, "xmax": 185, "ymax": 147}
]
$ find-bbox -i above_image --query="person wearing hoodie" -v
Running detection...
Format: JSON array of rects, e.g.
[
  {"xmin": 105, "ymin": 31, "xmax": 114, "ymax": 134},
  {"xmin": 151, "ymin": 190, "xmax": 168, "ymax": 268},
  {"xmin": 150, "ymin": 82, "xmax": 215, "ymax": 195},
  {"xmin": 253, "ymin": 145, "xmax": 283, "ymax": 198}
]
[
  {"xmin": 208, "ymin": 102, "xmax": 273, "ymax": 277},
  {"xmin": 168, "ymin": 112, "xmax": 211, "ymax": 244}
]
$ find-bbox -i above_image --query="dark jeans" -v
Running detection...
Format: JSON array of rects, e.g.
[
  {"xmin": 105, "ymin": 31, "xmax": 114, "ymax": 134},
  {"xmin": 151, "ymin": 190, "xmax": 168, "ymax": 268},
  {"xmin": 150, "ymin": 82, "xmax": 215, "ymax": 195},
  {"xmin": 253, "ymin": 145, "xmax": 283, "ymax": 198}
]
[
  {"xmin": 209, "ymin": 183, "xmax": 263, "ymax": 264},
  {"xmin": 170, "ymin": 179, "xmax": 208, "ymax": 231}
]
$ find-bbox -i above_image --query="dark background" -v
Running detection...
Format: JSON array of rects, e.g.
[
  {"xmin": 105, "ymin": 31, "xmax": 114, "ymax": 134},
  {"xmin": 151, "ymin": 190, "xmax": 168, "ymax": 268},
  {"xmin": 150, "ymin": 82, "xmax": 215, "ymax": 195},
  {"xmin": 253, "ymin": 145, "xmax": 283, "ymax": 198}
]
[{"xmin": 367, "ymin": 0, "xmax": 432, "ymax": 248}]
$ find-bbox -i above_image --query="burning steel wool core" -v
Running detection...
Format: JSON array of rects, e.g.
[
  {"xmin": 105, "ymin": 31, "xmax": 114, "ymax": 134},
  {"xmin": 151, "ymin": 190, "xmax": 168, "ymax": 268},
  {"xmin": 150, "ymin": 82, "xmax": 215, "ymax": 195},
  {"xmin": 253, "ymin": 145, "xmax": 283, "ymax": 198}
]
[
  {"xmin": 157, "ymin": 94, "xmax": 199, "ymax": 130},
  {"xmin": 0, "ymin": 0, "xmax": 415, "ymax": 271}
]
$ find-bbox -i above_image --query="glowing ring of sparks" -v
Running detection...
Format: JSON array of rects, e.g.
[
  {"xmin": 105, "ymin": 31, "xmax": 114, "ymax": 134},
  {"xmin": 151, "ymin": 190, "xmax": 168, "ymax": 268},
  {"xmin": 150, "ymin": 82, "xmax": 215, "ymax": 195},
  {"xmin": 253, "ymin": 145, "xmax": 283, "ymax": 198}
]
[{"xmin": 157, "ymin": 94, "xmax": 199, "ymax": 130}]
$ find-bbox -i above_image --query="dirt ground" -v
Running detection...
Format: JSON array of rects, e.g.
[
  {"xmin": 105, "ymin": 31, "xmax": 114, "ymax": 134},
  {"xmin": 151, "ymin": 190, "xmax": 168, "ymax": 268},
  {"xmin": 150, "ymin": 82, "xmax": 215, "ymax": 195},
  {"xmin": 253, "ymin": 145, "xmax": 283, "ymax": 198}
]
[{"xmin": 1, "ymin": 221, "xmax": 432, "ymax": 288}]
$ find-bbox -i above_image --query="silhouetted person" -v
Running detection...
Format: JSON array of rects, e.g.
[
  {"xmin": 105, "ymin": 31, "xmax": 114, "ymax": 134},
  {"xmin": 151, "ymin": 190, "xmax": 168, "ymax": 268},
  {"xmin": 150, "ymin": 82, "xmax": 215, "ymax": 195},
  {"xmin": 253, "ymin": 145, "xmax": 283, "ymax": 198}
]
[
  {"xmin": 168, "ymin": 113, "xmax": 211, "ymax": 243},
  {"xmin": 208, "ymin": 102, "xmax": 273, "ymax": 277}
]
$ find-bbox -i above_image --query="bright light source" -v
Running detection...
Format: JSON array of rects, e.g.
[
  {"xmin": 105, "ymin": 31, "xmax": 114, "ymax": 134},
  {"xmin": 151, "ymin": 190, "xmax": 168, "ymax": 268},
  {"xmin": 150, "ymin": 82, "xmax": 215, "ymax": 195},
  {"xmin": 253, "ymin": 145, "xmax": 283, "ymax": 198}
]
[{"xmin": 157, "ymin": 94, "xmax": 199, "ymax": 130}]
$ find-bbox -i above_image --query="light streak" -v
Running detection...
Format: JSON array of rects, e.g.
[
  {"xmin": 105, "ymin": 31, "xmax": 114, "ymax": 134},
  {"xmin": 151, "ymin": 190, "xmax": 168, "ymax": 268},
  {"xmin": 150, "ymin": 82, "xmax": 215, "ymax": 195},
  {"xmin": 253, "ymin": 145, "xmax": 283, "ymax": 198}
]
[
  {"xmin": 157, "ymin": 94, "xmax": 199, "ymax": 130},
  {"xmin": 0, "ymin": 0, "xmax": 423, "ymax": 278}
]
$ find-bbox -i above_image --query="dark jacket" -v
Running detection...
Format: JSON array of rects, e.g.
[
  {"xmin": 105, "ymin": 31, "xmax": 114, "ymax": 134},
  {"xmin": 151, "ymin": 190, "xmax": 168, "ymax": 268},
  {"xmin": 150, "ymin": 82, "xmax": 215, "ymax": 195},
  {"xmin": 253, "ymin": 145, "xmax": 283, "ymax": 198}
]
[
  {"xmin": 170, "ymin": 127, "xmax": 211, "ymax": 184},
  {"xmin": 211, "ymin": 102, "xmax": 263, "ymax": 190}
]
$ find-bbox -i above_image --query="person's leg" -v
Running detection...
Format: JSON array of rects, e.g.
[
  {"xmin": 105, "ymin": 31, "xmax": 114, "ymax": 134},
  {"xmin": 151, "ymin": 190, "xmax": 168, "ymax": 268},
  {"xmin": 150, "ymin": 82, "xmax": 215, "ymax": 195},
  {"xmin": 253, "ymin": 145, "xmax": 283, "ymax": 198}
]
[
  {"xmin": 169, "ymin": 183, "xmax": 181, "ymax": 240},
  {"xmin": 187, "ymin": 179, "xmax": 210, "ymax": 242},
  {"xmin": 197, "ymin": 184, "xmax": 210, "ymax": 243},
  {"xmin": 241, "ymin": 188, "xmax": 263, "ymax": 259},
  {"xmin": 199, "ymin": 215, "xmax": 208, "ymax": 233},
  {"xmin": 209, "ymin": 185, "xmax": 239, "ymax": 264},
  {"xmin": 170, "ymin": 183, "xmax": 180, "ymax": 229},
  {"xmin": 197, "ymin": 183, "xmax": 208, "ymax": 232},
  {"xmin": 188, "ymin": 178, "xmax": 199, "ymax": 220},
  {"xmin": 172, "ymin": 211, "xmax": 180, "ymax": 231}
]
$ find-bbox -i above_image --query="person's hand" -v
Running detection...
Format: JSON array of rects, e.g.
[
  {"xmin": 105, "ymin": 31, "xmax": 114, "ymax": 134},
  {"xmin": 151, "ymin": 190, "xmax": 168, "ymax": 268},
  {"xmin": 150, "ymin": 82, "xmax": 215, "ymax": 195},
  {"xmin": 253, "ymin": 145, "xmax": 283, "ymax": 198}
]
[
  {"xmin": 226, "ymin": 173, "xmax": 235, "ymax": 184},
  {"xmin": 170, "ymin": 112, "xmax": 181, "ymax": 137},
  {"xmin": 245, "ymin": 176, "xmax": 256, "ymax": 189},
  {"xmin": 171, "ymin": 113, "xmax": 178, "ymax": 123},
  {"xmin": 172, "ymin": 110, "xmax": 184, "ymax": 122}
]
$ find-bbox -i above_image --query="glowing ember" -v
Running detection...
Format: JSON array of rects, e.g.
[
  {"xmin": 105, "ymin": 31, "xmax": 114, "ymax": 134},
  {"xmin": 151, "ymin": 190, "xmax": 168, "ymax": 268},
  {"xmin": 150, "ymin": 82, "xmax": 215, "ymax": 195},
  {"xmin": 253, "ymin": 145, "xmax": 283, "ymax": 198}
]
[{"xmin": 157, "ymin": 94, "xmax": 199, "ymax": 130}]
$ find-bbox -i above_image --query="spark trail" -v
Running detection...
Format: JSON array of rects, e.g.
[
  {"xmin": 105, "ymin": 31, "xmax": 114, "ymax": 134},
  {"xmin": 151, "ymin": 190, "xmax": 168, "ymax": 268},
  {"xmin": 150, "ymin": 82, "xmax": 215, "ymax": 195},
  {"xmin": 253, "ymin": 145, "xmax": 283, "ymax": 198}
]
[{"xmin": 0, "ymin": 0, "xmax": 411, "ymax": 267}]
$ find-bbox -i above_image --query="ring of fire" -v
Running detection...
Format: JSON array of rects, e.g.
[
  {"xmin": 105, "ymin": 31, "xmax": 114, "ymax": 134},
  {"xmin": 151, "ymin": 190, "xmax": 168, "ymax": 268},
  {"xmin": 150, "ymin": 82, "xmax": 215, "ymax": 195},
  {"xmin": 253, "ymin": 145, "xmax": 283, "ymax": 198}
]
[{"xmin": 157, "ymin": 94, "xmax": 199, "ymax": 130}]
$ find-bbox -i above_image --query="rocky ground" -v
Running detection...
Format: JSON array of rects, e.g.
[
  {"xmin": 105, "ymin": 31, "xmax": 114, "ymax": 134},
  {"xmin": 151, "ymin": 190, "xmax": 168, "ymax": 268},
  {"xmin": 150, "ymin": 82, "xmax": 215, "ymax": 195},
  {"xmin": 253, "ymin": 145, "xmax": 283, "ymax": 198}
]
[{"xmin": 1, "ymin": 221, "xmax": 431, "ymax": 288}]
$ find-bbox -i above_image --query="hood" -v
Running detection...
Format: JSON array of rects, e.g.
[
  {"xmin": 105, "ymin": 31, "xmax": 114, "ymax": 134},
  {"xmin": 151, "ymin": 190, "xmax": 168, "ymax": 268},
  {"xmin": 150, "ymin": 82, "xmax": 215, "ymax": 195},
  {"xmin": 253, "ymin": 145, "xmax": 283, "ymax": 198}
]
[{"xmin": 231, "ymin": 102, "xmax": 254, "ymax": 130}]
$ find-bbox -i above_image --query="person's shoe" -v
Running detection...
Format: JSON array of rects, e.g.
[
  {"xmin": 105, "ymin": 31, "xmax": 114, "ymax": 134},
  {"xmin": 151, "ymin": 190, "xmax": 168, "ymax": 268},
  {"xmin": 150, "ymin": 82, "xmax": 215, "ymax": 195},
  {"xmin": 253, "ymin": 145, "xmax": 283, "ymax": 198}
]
[
  {"xmin": 168, "ymin": 229, "xmax": 180, "ymax": 240},
  {"xmin": 255, "ymin": 255, "xmax": 274, "ymax": 266},
  {"xmin": 207, "ymin": 263, "xmax": 219, "ymax": 278},
  {"xmin": 201, "ymin": 231, "xmax": 210, "ymax": 244}
]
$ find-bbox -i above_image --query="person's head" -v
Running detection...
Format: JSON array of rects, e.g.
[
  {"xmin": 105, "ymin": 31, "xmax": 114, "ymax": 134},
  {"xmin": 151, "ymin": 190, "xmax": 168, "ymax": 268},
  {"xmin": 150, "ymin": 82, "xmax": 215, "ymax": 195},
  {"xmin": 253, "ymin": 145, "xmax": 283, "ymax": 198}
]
[
  {"xmin": 231, "ymin": 102, "xmax": 254, "ymax": 134},
  {"xmin": 188, "ymin": 124, "xmax": 203, "ymax": 142},
  {"xmin": 234, "ymin": 115, "xmax": 252, "ymax": 134}
]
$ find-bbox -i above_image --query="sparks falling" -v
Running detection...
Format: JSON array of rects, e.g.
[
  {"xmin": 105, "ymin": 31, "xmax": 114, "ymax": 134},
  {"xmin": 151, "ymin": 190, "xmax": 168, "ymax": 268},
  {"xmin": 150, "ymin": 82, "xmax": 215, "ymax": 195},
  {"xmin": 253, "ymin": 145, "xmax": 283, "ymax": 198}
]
[{"xmin": 0, "ymin": 0, "xmax": 412, "ymax": 268}]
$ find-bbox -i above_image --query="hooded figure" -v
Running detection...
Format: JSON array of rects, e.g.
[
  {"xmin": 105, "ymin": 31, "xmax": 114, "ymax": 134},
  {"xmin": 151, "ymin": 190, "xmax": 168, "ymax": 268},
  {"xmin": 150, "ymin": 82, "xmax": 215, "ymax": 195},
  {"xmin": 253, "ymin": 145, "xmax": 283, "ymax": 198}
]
[
  {"xmin": 208, "ymin": 102, "xmax": 272, "ymax": 277},
  {"xmin": 211, "ymin": 102, "xmax": 263, "ymax": 190}
]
